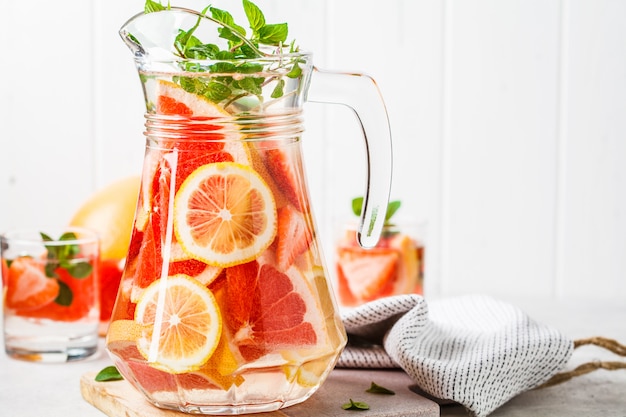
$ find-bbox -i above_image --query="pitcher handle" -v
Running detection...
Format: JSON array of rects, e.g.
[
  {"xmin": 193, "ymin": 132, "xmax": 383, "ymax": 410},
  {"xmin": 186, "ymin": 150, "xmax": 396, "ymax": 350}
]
[{"xmin": 306, "ymin": 67, "xmax": 393, "ymax": 248}]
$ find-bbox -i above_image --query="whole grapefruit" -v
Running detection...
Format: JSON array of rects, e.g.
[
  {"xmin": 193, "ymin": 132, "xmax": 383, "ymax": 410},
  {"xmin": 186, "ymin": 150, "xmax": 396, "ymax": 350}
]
[{"xmin": 69, "ymin": 176, "xmax": 140, "ymax": 325}]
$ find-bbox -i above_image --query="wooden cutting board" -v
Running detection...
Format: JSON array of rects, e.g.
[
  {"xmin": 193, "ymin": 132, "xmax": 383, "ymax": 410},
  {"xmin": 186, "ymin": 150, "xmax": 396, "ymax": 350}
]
[{"xmin": 81, "ymin": 368, "xmax": 439, "ymax": 417}]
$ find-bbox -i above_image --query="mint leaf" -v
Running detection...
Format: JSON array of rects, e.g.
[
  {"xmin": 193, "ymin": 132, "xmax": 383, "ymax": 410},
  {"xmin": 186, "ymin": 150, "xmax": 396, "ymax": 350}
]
[
  {"xmin": 258, "ymin": 23, "xmax": 288, "ymax": 44},
  {"xmin": 204, "ymin": 82, "xmax": 233, "ymax": 102},
  {"xmin": 271, "ymin": 79, "xmax": 285, "ymax": 98},
  {"xmin": 238, "ymin": 76, "xmax": 263, "ymax": 96},
  {"xmin": 237, "ymin": 62, "xmax": 264, "ymax": 74},
  {"xmin": 66, "ymin": 261, "xmax": 93, "ymax": 279},
  {"xmin": 209, "ymin": 62, "xmax": 237, "ymax": 74},
  {"xmin": 243, "ymin": 0, "xmax": 265, "ymax": 33},
  {"xmin": 175, "ymin": 29, "xmax": 202, "ymax": 57},
  {"xmin": 385, "ymin": 201, "xmax": 401, "ymax": 223},
  {"xmin": 54, "ymin": 280, "xmax": 73, "ymax": 307},
  {"xmin": 41, "ymin": 232, "xmax": 61, "ymax": 261},
  {"xmin": 210, "ymin": 7, "xmax": 246, "ymax": 37},
  {"xmin": 351, "ymin": 197, "xmax": 364, "ymax": 217},
  {"xmin": 366, "ymin": 382, "xmax": 395, "ymax": 395},
  {"xmin": 341, "ymin": 399, "xmax": 370, "ymax": 411},
  {"xmin": 145, "ymin": 0, "xmax": 166, "ymax": 13},
  {"xmin": 187, "ymin": 43, "xmax": 220, "ymax": 60},
  {"xmin": 351, "ymin": 197, "xmax": 402, "ymax": 226},
  {"xmin": 95, "ymin": 366, "xmax": 124, "ymax": 382},
  {"xmin": 286, "ymin": 62, "xmax": 302, "ymax": 78},
  {"xmin": 44, "ymin": 262, "xmax": 59, "ymax": 279},
  {"xmin": 59, "ymin": 232, "xmax": 80, "ymax": 258}
]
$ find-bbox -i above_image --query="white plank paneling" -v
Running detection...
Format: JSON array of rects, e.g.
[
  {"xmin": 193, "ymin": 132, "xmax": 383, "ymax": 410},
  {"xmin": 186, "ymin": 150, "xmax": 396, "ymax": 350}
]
[
  {"xmin": 322, "ymin": 1, "xmax": 445, "ymax": 296},
  {"xmin": 0, "ymin": 0, "xmax": 95, "ymax": 229},
  {"xmin": 443, "ymin": 0, "xmax": 561, "ymax": 297},
  {"xmin": 560, "ymin": 0, "xmax": 626, "ymax": 299},
  {"xmin": 92, "ymin": 1, "xmax": 147, "ymax": 187}
]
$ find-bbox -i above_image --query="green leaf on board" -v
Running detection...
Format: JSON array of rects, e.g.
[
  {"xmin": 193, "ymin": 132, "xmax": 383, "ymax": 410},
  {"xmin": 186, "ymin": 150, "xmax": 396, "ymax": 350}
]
[{"xmin": 95, "ymin": 366, "xmax": 124, "ymax": 382}]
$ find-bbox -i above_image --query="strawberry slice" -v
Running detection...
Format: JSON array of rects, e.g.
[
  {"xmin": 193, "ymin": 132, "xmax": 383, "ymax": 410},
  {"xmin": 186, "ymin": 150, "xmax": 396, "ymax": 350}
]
[
  {"xmin": 276, "ymin": 205, "xmax": 313, "ymax": 271},
  {"xmin": 336, "ymin": 247, "xmax": 399, "ymax": 303},
  {"xmin": 264, "ymin": 148, "xmax": 308, "ymax": 212}
]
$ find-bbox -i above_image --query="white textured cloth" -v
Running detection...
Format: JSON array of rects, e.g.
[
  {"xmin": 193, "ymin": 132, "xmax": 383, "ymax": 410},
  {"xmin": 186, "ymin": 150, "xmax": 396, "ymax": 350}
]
[{"xmin": 338, "ymin": 294, "xmax": 573, "ymax": 417}]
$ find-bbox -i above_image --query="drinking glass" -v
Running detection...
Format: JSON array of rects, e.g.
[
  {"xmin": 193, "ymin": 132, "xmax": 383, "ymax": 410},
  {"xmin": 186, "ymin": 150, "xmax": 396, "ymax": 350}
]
[
  {"xmin": 335, "ymin": 221, "xmax": 425, "ymax": 308},
  {"xmin": 1, "ymin": 228, "xmax": 100, "ymax": 362}
]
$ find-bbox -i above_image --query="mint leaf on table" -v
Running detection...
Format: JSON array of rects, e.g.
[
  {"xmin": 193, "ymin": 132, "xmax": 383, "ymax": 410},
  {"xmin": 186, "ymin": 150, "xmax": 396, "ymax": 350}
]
[
  {"xmin": 95, "ymin": 366, "xmax": 124, "ymax": 382},
  {"xmin": 341, "ymin": 399, "xmax": 370, "ymax": 411},
  {"xmin": 366, "ymin": 381, "xmax": 395, "ymax": 395}
]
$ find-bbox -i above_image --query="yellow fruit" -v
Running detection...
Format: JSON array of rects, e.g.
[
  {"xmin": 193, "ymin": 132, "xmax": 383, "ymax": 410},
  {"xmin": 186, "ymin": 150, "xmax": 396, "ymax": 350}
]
[
  {"xmin": 293, "ymin": 357, "xmax": 333, "ymax": 388},
  {"xmin": 106, "ymin": 319, "xmax": 142, "ymax": 344},
  {"xmin": 69, "ymin": 176, "xmax": 140, "ymax": 260},
  {"xmin": 189, "ymin": 328, "xmax": 245, "ymax": 389},
  {"xmin": 135, "ymin": 275, "xmax": 222, "ymax": 374},
  {"xmin": 390, "ymin": 233, "xmax": 420, "ymax": 294},
  {"xmin": 174, "ymin": 162, "xmax": 277, "ymax": 267},
  {"xmin": 282, "ymin": 267, "xmax": 346, "ymax": 388}
]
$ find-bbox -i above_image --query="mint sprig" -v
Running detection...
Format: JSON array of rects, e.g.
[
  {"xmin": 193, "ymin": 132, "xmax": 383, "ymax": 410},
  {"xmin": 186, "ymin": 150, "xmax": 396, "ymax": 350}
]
[
  {"xmin": 351, "ymin": 197, "xmax": 401, "ymax": 226},
  {"xmin": 40, "ymin": 232, "xmax": 93, "ymax": 307},
  {"xmin": 142, "ymin": 0, "xmax": 300, "ymax": 107}
]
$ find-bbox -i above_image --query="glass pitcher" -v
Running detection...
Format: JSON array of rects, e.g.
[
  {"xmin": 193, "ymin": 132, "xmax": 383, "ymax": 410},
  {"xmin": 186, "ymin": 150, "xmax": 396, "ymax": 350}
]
[{"xmin": 106, "ymin": 7, "xmax": 392, "ymax": 415}]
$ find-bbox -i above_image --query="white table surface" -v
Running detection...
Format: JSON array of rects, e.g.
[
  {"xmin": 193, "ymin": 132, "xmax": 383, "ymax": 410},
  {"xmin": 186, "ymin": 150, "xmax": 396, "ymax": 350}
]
[{"xmin": 1, "ymin": 297, "xmax": 625, "ymax": 417}]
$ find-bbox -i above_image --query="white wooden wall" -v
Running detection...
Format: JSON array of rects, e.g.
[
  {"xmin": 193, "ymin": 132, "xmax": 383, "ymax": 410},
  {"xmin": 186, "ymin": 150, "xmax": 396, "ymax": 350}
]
[{"xmin": 1, "ymin": 0, "xmax": 624, "ymax": 302}]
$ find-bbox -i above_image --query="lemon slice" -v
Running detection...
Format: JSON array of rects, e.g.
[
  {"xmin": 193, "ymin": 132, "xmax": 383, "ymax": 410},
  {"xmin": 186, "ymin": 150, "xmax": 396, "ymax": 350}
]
[
  {"xmin": 174, "ymin": 162, "xmax": 277, "ymax": 267},
  {"xmin": 135, "ymin": 275, "xmax": 222, "ymax": 374}
]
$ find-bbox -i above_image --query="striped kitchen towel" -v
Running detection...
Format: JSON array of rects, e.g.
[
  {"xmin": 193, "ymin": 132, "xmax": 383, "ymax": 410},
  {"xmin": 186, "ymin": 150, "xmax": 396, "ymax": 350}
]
[{"xmin": 338, "ymin": 294, "xmax": 573, "ymax": 417}]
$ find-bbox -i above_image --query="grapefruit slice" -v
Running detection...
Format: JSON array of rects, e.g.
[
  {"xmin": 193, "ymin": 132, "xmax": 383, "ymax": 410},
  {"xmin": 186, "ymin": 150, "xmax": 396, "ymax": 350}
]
[
  {"xmin": 263, "ymin": 147, "xmax": 308, "ymax": 213},
  {"xmin": 174, "ymin": 162, "xmax": 277, "ymax": 267},
  {"xmin": 168, "ymin": 258, "xmax": 223, "ymax": 287},
  {"xmin": 154, "ymin": 80, "xmax": 250, "ymax": 183},
  {"xmin": 135, "ymin": 275, "xmax": 222, "ymax": 374},
  {"xmin": 156, "ymin": 80, "xmax": 230, "ymax": 119},
  {"xmin": 275, "ymin": 204, "xmax": 313, "ymax": 271},
  {"xmin": 220, "ymin": 260, "xmax": 326, "ymax": 361}
]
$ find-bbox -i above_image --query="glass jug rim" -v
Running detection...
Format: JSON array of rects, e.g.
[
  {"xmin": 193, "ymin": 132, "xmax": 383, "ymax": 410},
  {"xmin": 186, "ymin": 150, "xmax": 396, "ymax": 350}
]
[{"xmin": 120, "ymin": 7, "xmax": 313, "ymax": 65}]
